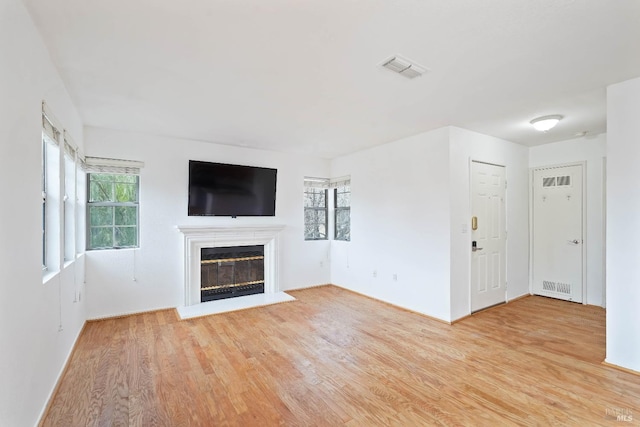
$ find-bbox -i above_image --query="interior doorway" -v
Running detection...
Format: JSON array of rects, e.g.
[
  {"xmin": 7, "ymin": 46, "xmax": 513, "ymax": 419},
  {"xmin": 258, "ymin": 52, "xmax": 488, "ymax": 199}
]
[
  {"xmin": 531, "ymin": 164, "xmax": 584, "ymax": 302},
  {"xmin": 470, "ymin": 161, "xmax": 507, "ymax": 312}
]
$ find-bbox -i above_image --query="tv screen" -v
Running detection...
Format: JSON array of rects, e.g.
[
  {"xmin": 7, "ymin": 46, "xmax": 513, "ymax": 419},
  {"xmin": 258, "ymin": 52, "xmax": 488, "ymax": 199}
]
[{"xmin": 188, "ymin": 160, "xmax": 277, "ymax": 217}]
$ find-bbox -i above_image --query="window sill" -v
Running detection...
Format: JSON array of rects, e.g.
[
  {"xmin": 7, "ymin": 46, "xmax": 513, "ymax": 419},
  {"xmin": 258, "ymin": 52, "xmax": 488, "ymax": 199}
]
[
  {"xmin": 42, "ymin": 269, "xmax": 59, "ymax": 285},
  {"xmin": 86, "ymin": 246, "xmax": 139, "ymax": 253}
]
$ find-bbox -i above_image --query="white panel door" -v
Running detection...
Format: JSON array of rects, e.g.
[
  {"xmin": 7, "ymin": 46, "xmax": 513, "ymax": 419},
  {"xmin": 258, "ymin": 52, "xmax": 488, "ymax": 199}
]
[
  {"xmin": 532, "ymin": 165, "xmax": 583, "ymax": 302},
  {"xmin": 471, "ymin": 161, "xmax": 507, "ymax": 312}
]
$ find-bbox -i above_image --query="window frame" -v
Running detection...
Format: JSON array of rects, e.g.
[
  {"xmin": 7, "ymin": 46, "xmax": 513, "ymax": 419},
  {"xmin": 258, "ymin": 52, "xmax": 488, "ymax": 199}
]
[
  {"xmin": 41, "ymin": 102, "xmax": 85, "ymax": 283},
  {"xmin": 87, "ymin": 173, "xmax": 140, "ymax": 250},
  {"xmin": 75, "ymin": 164, "xmax": 87, "ymax": 257},
  {"xmin": 333, "ymin": 185, "xmax": 351, "ymax": 241},
  {"xmin": 63, "ymin": 149, "xmax": 77, "ymax": 262},
  {"xmin": 42, "ymin": 132, "xmax": 62, "ymax": 274},
  {"xmin": 41, "ymin": 136, "xmax": 47, "ymax": 269},
  {"xmin": 303, "ymin": 186, "xmax": 328, "ymax": 241}
]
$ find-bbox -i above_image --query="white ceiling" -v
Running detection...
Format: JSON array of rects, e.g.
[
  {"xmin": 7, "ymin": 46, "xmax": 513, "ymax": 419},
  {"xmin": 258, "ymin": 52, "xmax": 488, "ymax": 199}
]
[{"xmin": 23, "ymin": 0, "xmax": 640, "ymax": 158}]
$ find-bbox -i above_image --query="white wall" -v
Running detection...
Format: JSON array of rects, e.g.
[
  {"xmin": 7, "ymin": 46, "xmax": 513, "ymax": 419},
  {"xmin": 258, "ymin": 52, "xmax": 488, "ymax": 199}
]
[
  {"xmin": 330, "ymin": 126, "xmax": 529, "ymax": 322},
  {"xmin": 330, "ymin": 127, "xmax": 453, "ymax": 321},
  {"xmin": 0, "ymin": 0, "xmax": 86, "ymax": 425},
  {"xmin": 529, "ymin": 133, "xmax": 607, "ymax": 307},
  {"xmin": 83, "ymin": 127, "xmax": 331, "ymax": 318},
  {"xmin": 449, "ymin": 127, "xmax": 530, "ymax": 321},
  {"xmin": 606, "ymin": 76, "xmax": 640, "ymax": 372}
]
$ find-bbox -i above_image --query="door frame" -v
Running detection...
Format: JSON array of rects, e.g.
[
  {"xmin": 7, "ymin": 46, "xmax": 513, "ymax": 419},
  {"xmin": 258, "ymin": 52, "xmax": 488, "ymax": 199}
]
[
  {"xmin": 468, "ymin": 159, "xmax": 508, "ymax": 314},
  {"xmin": 529, "ymin": 161, "xmax": 587, "ymax": 304},
  {"xmin": 601, "ymin": 157, "xmax": 607, "ymax": 308}
]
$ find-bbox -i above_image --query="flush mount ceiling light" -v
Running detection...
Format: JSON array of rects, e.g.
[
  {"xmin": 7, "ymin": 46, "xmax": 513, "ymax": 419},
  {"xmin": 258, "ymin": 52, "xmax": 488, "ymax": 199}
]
[
  {"xmin": 530, "ymin": 115, "xmax": 563, "ymax": 132},
  {"xmin": 382, "ymin": 56, "xmax": 428, "ymax": 79}
]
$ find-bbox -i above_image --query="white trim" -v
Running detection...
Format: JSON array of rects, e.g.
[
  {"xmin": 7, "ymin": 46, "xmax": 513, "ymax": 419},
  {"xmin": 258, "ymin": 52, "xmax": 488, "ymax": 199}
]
[
  {"xmin": 529, "ymin": 168, "xmax": 534, "ymax": 296},
  {"xmin": 582, "ymin": 161, "xmax": 588, "ymax": 304},
  {"xmin": 601, "ymin": 156, "xmax": 607, "ymax": 308}
]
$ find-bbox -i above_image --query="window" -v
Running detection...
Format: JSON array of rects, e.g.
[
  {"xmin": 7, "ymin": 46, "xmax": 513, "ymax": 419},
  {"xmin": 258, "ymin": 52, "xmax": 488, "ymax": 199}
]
[
  {"xmin": 41, "ymin": 101, "xmax": 84, "ymax": 279},
  {"xmin": 87, "ymin": 173, "xmax": 139, "ymax": 249},
  {"xmin": 63, "ymin": 138, "xmax": 77, "ymax": 261},
  {"xmin": 334, "ymin": 184, "xmax": 351, "ymax": 241},
  {"xmin": 76, "ymin": 162, "xmax": 87, "ymax": 256},
  {"xmin": 304, "ymin": 178, "xmax": 328, "ymax": 240},
  {"xmin": 42, "ymin": 129, "xmax": 61, "ymax": 272},
  {"xmin": 41, "ymin": 136, "xmax": 47, "ymax": 268}
]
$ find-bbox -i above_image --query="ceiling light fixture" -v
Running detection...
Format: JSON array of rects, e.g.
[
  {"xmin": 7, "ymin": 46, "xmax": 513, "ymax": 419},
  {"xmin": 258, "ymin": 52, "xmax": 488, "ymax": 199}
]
[
  {"xmin": 382, "ymin": 56, "xmax": 428, "ymax": 79},
  {"xmin": 530, "ymin": 115, "xmax": 563, "ymax": 132}
]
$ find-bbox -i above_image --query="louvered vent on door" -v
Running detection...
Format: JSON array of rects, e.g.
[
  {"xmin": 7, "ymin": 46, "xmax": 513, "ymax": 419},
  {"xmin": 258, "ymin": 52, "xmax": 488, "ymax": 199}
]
[
  {"xmin": 542, "ymin": 280, "xmax": 571, "ymax": 294},
  {"xmin": 542, "ymin": 177, "xmax": 556, "ymax": 187},
  {"xmin": 556, "ymin": 282, "xmax": 571, "ymax": 294},
  {"xmin": 541, "ymin": 175, "xmax": 572, "ymax": 188}
]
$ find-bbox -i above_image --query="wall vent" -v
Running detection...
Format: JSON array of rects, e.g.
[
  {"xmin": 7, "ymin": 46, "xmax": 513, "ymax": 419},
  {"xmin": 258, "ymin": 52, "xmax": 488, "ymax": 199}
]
[{"xmin": 381, "ymin": 56, "xmax": 428, "ymax": 79}]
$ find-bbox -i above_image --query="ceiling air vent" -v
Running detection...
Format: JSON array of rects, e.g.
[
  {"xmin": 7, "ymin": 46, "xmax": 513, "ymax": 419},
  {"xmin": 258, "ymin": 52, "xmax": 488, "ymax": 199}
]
[{"xmin": 382, "ymin": 56, "xmax": 428, "ymax": 79}]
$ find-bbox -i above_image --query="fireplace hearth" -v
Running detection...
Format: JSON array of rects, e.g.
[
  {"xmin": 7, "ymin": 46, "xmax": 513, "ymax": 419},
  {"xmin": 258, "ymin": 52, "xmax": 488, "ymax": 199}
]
[{"xmin": 200, "ymin": 245, "xmax": 265, "ymax": 302}]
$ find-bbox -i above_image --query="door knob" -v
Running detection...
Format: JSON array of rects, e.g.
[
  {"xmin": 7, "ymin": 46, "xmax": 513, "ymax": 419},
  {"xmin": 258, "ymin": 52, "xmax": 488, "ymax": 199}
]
[
  {"xmin": 568, "ymin": 239, "xmax": 580, "ymax": 245},
  {"xmin": 472, "ymin": 241, "xmax": 483, "ymax": 252}
]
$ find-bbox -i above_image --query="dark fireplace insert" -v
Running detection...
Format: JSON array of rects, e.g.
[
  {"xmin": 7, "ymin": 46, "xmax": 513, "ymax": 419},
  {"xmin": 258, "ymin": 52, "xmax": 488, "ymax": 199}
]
[{"xmin": 200, "ymin": 245, "xmax": 265, "ymax": 302}]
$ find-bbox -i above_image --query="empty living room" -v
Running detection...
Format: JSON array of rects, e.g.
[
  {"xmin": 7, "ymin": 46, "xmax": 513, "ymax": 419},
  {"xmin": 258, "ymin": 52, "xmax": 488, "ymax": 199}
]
[{"xmin": 2, "ymin": 0, "xmax": 640, "ymax": 425}]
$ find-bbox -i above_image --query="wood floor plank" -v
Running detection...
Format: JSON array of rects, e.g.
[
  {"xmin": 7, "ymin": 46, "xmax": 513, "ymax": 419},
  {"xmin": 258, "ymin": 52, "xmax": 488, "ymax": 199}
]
[{"xmin": 41, "ymin": 286, "xmax": 640, "ymax": 426}]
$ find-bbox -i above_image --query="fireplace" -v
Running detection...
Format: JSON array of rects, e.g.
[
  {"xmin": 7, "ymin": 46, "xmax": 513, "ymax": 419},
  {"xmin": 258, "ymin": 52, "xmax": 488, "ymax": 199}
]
[
  {"xmin": 200, "ymin": 245, "xmax": 265, "ymax": 302},
  {"xmin": 177, "ymin": 224, "xmax": 286, "ymax": 307}
]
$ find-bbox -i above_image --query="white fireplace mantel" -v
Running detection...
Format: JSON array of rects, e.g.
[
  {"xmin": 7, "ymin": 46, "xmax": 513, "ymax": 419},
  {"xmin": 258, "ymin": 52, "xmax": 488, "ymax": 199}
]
[{"xmin": 177, "ymin": 224, "xmax": 286, "ymax": 307}]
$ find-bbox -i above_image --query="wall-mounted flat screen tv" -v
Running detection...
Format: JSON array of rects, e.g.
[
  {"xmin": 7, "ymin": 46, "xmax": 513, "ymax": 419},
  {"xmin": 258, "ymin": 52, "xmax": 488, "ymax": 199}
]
[{"xmin": 188, "ymin": 160, "xmax": 277, "ymax": 217}]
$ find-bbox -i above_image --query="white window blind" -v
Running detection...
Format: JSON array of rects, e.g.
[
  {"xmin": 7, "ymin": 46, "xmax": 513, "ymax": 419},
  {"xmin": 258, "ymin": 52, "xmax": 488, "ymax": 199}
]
[
  {"xmin": 67, "ymin": 132, "xmax": 86, "ymax": 170},
  {"xmin": 63, "ymin": 130, "xmax": 77, "ymax": 160},
  {"xmin": 76, "ymin": 151, "xmax": 87, "ymax": 171},
  {"xmin": 329, "ymin": 175, "xmax": 351, "ymax": 188},
  {"xmin": 85, "ymin": 156, "xmax": 144, "ymax": 175},
  {"xmin": 303, "ymin": 176, "xmax": 350, "ymax": 189},
  {"xmin": 303, "ymin": 177, "xmax": 329, "ymax": 189},
  {"xmin": 42, "ymin": 101, "xmax": 61, "ymax": 145}
]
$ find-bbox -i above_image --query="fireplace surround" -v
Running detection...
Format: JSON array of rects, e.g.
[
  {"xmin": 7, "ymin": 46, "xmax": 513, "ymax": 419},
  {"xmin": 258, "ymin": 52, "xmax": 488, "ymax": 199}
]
[{"xmin": 177, "ymin": 224, "xmax": 286, "ymax": 307}]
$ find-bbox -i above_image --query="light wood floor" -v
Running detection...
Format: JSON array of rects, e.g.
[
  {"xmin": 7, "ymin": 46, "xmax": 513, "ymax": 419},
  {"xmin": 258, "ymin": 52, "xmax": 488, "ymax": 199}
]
[{"xmin": 42, "ymin": 286, "xmax": 639, "ymax": 426}]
